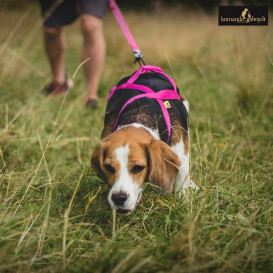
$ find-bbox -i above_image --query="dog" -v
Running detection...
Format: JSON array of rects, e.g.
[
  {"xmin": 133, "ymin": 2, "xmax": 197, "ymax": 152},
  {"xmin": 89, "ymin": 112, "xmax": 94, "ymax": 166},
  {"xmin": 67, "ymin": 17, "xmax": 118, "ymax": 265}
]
[{"xmin": 91, "ymin": 65, "xmax": 197, "ymax": 214}]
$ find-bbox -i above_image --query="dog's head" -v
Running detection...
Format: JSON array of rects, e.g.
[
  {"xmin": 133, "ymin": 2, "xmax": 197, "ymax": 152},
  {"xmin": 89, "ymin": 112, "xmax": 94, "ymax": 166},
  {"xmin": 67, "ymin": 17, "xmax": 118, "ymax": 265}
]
[{"xmin": 91, "ymin": 126, "xmax": 180, "ymax": 214}]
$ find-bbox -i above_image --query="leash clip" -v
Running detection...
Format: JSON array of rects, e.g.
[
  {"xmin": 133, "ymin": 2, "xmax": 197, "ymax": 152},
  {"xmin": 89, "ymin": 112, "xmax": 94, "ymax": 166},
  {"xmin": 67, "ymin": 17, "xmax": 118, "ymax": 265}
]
[
  {"xmin": 133, "ymin": 49, "xmax": 146, "ymax": 66},
  {"xmin": 133, "ymin": 49, "xmax": 143, "ymax": 59}
]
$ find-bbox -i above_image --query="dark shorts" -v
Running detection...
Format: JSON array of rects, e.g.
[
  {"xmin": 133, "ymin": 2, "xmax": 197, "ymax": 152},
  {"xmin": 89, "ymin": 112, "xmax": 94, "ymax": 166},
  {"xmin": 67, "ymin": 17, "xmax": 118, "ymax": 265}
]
[{"xmin": 39, "ymin": 0, "xmax": 107, "ymax": 28}]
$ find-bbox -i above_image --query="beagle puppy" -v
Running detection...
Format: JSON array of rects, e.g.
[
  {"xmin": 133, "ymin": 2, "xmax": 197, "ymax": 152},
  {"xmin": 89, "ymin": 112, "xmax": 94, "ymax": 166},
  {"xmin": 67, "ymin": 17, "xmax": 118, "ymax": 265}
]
[{"xmin": 91, "ymin": 65, "xmax": 197, "ymax": 214}]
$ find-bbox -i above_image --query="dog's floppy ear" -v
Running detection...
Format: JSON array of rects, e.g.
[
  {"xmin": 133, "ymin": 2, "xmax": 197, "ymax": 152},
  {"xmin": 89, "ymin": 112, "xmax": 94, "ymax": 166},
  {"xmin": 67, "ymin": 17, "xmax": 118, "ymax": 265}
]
[
  {"xmin": 91, "ymin": 142, "xmax": 108, "ymax": 183},
  {"xmin": 147, "ymin": 140, "xmax": 181, "ymax": 193}
]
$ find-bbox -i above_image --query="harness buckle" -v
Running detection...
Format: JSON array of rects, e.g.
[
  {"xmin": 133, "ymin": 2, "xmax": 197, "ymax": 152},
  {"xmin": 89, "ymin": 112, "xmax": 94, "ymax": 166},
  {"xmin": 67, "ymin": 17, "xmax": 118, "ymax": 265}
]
[{"xmin": 164, "ymin": 101, "xmax": 172, "ymax": 109}]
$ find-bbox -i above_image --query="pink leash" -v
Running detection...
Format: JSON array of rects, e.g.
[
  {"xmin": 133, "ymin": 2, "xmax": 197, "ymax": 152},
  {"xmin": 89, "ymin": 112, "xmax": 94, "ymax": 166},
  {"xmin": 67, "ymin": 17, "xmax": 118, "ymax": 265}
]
[
  {"xmin": 108, "ymin": 0, "xmax": 145, "ymax": 66},
  {"xmin": 107, "ymin": 3, "xmax": 182, "ymax": 143}
]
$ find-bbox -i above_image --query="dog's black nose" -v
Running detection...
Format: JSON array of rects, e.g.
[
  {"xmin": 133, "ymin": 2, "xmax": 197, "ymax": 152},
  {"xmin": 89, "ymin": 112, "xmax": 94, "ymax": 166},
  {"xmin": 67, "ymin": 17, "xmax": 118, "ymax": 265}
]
[{"xmin": 111, "ymin": 192, "xmax": 128, "ymax": 206}]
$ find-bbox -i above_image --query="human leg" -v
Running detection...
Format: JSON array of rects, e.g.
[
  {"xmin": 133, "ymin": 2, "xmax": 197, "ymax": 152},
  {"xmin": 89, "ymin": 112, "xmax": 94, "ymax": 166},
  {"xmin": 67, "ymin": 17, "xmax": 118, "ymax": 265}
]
[
  {"xmin": 39, "ymin": 0, "xmax": 78, "ymax": 94},
  {"xmin": 44, "ymin": 27, "xmax": 66, "ymax": 84},
  {"xmin": 80, "ymin": 14, "xmax": 106, "ymax": 105}
]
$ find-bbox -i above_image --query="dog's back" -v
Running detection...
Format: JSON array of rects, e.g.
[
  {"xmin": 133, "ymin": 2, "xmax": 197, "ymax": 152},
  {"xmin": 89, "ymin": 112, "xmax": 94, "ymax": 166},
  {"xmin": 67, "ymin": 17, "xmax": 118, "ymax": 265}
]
[{"xmin": 102, "ymin": 71, "xmax": 189, "ymax": 147}]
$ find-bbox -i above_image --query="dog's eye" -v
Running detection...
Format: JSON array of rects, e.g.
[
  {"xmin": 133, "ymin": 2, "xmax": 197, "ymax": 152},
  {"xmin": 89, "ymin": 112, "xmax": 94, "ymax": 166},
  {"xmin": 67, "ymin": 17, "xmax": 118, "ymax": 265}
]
[
  {"xmin": 131, "ymin": 165, "xmax": 145, "ymax": 174},
  {"xmin": 104, "ymin": 164, "xmax": 115, "ymax": 174}
]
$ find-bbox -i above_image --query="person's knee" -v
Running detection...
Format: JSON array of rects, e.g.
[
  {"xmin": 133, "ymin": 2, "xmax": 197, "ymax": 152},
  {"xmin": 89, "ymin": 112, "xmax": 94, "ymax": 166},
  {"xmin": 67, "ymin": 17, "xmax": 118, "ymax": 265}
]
[
  {"xmin": 44, "ymin": 27, "xmax": 63, "ymax": 38},
  {"xmin": 81, "ymin": 15, "xmax": 103, "ymax": 37},
  {"xmin": 44, "ymin": 27, "xmax": 65, "ymax": 52}
]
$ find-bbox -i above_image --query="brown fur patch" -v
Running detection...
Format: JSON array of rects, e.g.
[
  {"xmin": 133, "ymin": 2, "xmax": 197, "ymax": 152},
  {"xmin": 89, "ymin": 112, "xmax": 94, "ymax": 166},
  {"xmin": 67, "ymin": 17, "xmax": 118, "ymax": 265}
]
[
  {"xmin": 91, "ymin": 127, "xmax": 181, "ymax": 191},
  {"xmin": 179, "ymin": 93, "xmax": 187, "ymax": 101},
  {"xmin": 101, "ymin": 115, "xmax": 116, "ymax": 139},
  {"xmin": 92, "ymin": 127, "xmax": 154, "ymax": 188},
  {"xmin": 170, "ymin": 120, "xmax": 189, "ymax": 155}
]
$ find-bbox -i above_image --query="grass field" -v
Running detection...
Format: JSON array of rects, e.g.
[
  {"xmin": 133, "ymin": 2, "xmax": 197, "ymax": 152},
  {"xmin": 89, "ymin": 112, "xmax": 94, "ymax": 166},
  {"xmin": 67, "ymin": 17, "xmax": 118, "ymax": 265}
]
[{"xmin": 0, "ymin": 3, "xmax": 273, "ymax": 273}]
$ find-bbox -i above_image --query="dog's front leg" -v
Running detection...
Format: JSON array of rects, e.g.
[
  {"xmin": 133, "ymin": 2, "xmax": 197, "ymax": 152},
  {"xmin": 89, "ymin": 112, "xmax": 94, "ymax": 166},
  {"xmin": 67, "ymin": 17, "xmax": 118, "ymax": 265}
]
[{"xmin": 172, "ymin": 144, "xmax": 198, "ymax": 197}]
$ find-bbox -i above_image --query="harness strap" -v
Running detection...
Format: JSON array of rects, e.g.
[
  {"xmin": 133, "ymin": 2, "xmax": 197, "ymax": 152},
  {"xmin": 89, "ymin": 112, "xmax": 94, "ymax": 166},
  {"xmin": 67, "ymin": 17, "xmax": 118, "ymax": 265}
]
[
  {"xmin": 108, "ymin": 65, "xmax": 177, "ymax": 101},
  {"xmin": 109, "ymin": 65, "xmax": 181, "ymax": 144},
  {"xmin": 108, "ymin": 83, "xmax": 154, "ymax": 102},
  {"xmin": 139, "ymin": 65, "xmax": 177, "ymax": 92}
]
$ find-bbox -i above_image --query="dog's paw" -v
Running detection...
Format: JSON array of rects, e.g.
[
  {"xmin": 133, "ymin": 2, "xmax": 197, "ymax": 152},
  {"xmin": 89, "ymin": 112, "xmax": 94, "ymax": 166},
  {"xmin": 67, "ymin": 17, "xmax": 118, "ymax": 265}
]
[
  {"xmin": 189, "ymin": 180, "xmax": 199, "ymax": 190},
  {"xmin": 175, "ymin": 180, "xmax": 199, "ymax": 199}
]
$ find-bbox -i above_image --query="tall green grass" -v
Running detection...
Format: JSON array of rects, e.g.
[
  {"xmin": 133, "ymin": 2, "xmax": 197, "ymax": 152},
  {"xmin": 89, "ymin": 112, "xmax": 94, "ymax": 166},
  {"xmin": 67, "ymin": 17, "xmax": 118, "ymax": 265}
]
[{"xmin": 0, "ymin": 4, "xmax": 272, "ymax": 273}]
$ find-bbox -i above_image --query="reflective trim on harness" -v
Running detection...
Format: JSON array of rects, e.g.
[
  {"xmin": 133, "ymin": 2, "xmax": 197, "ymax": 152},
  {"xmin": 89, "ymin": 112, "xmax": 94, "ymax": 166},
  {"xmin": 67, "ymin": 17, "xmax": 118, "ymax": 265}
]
[{"xmin": 108, "ymin": 65, "xmax": 181, "ymax": 144}]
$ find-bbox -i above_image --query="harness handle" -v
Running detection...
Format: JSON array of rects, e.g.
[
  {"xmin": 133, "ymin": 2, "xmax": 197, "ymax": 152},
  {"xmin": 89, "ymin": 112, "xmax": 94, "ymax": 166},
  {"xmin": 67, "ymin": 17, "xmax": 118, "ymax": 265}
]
[{"xmin": 108, "ymin": 0, "xmax": 145, "ymax": 66}]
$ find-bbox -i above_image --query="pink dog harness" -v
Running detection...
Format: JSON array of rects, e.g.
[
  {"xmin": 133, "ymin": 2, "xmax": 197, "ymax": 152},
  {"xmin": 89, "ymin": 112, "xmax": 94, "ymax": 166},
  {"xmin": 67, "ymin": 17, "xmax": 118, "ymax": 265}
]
[{"xmin": 108, "ymin": 65, "xmax": 181, "ymax": 144}]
